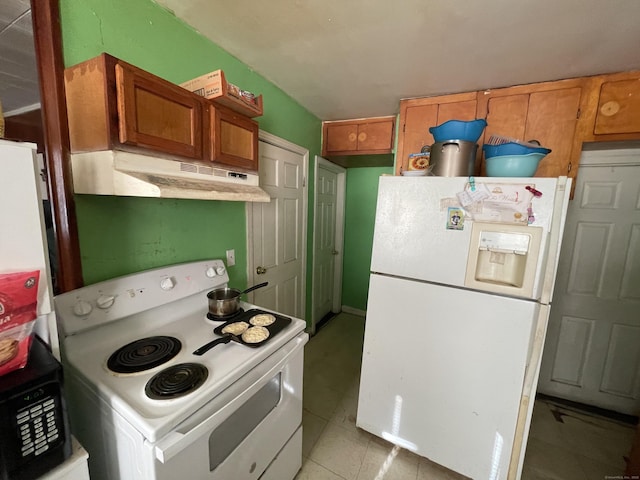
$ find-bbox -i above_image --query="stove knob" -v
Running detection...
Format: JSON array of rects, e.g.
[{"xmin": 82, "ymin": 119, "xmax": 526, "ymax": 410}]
[
  {"xmin": 73, "ymin": 300, "xmax": 92, "ymax": 317},
  {"xmin": 160, "ymin": 277, "xmax": 176, "ymax": 291},
  {"xmin": 96, "ymin": 294, "xmax": 116, "ymax": 309},
  {"xmin": 215, "ymin": 266, "xmax": 226, "ymax": 276},
  {"xmin": 205, "ymin": 267, "xmax": 217, "ymax": 278}
]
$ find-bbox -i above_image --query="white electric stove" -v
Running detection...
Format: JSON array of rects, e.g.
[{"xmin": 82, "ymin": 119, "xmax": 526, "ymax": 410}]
[{"xmin": 55, "ymin": 259, "xmax": 308, "ymax": 480}]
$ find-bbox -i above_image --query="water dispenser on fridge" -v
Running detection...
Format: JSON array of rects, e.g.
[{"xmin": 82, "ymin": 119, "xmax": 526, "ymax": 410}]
[{"xmin": 465, "ymin": 221, "xmax": 545, "ymax": 299}]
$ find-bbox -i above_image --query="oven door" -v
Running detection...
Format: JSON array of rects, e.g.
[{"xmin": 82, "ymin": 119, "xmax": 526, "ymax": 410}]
[{"xmin": 147, "ymin": 333, "xmax": 306, "ymax": 480}]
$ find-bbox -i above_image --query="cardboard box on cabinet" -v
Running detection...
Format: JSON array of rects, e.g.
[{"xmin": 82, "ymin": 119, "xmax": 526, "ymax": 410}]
[{"xmin": 180, "ymin": 69, "xmax": 263, "ymax": 117}]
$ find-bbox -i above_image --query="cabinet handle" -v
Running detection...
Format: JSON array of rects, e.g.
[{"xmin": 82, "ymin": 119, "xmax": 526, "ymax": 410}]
[
  {"xmin": 332, "ymin": 250, "xmax": 339, "ymax": 255},
  {"xmin": 256, "ymin": 266, "xmax": 267, "ymax": 275},
  {"xmin": 348, "ymin": 133, "xmax": 357, "ymax": 142},
  {"xmin": 358, "ymin": 132, "xmax": 367, "ymax": 142}
]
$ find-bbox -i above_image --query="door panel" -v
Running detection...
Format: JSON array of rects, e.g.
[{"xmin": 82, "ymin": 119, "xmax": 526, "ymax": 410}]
[
  {"xmin": 539, "ymin": 159, "xmax": 640, "ymax": 414},
  {"xmin": 313, "ymin": 167, "xmax": 338, "ymax": 322},
  {"xmin": 251, "ymin": 142, "xmax": 305, "ymax": 319}
]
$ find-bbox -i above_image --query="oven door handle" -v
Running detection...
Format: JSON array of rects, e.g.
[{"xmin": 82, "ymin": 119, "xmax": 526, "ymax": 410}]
[{"xmin": 151, "ymin": 334, "xmax": 306, "ymax": 463}]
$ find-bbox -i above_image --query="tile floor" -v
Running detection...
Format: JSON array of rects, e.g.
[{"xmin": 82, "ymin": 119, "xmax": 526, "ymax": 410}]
[{"xmin": 296, "ymin": 312, "xmax": 636, "ymax": 480}]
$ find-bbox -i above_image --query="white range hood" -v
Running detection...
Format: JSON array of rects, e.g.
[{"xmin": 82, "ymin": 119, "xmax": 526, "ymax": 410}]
[{"xmin": 70, "ymin": 150, "xmax": 270, "ymax": 202}]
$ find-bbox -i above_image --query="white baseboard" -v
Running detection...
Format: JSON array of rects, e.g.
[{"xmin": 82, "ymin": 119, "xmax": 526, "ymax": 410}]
[{"xmin": 340, "ymin": 306, "xmax": 366, "ymax": 317}]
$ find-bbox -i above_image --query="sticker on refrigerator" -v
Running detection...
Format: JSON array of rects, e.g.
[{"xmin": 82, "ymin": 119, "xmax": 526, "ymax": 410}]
[
  {"xmin": 469, "ymin": 183, "xmax": 536, "ymax": 224},
  {"xmin": 446, "ymin": 207, "xmax": 465, "ymax": 230}
]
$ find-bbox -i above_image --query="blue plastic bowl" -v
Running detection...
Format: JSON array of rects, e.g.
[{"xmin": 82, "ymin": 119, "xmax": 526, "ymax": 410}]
[
  {"xmin": 485, "ymin": 153, "xmax": 545, "ymax": 177},
  {"xmin": 429, "ymin": 119, "xmax": 487, "ymax": 143},
  {"xmin": 482, "ymin": 142, "xmax": 551, "ymax": 158}
]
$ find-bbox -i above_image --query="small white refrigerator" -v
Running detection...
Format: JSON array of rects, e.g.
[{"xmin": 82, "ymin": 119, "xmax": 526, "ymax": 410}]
[
  {"xmin": 0, "ymin": 139, "xmax": 58, "ymax": 351},
  {"xmin": 0, "ymin": 138, "xmax": 90, "ymax": 479},
  {"xmin": 356, "ymin": 175, "xmax": 571, "ymax": 480}
]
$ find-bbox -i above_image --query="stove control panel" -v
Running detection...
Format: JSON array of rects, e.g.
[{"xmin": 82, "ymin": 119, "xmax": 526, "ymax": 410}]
[{"xmin": 56, "ymin": 259, "xmax": 230, "ymax": 336}]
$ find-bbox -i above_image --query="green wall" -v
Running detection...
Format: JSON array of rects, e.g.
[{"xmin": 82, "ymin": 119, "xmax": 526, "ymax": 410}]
[
  {"xmin": 341, "ymin": 167, "xmax": 393, "ymax": 311},
  {"xmin": 60, "ymin": 0, "xmax": 321, "ymax": 319}
]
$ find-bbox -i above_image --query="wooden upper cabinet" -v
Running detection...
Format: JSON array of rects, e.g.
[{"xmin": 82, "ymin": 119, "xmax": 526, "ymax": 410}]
[
  {"xmin": 322, "ymin": 116, "xmax": 395, "ymax": 156},
  {"xmin": 577, "ymin": 71, "xmax": 640, "ymax": 141},
  {"xmin": 396, "ymin": 92, "xmax": 477, "ymax": 175},
  {"xmin": 207, "ymin": 104, "xmax": 259, "ymax": 171},
  {"xmin": 115, "ymin": 62, "xmax": 203, "ymax": 160},
  {"xmin": 393, "ymin": 70, "xmax": 639, "ymax": 182},
  {"xmin": 595, "ymin": 78, "xmax": 640, "ymax": 134},
  {"xmin": 65, "ymin": 53, "xmax": 204, "ymax": 161},
  {"xmin": 478, "ymin": 78, "xmax": 587, "ymax": 179}
]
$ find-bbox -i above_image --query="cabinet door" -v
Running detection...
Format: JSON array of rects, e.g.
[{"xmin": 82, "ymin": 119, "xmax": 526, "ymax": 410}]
[
  {"xmin": 322, "ymin": 117, "xmax": 395, "ymax": 156},
  {"xmin": 356, "ymin": 118, "xmax": 395, "ymax": 154},
  {"xmin": 401, "ymin": 103, "xmax": 439, "ymax": 159},
  {"xmin": 396, "ymin": 93, "xmax": 477, "ymax": 175},
  {"xmin": 481, "ymin": 85, "xmax": 582, "ymax": 178},
  {"xmin": 115, "ymin": 63, "xmax": 204, "ymax": 160},
  {"xmin": 525, "ymin": 87, "xmax": 581, "ymax": 177},
  {"xmin": 485, "ymin": 94, "xmax": 528, "ymax": 142},
  {"xmin": 595, "ymin": 78, "xmax": 640, "ymax": 135},
  {"xmin": 208, "ymin": 104, "xmax": 259, "ymax": 171},
  {"xmin": 323, "ymin": 123, "xmax": 358, "ymax": 155}
]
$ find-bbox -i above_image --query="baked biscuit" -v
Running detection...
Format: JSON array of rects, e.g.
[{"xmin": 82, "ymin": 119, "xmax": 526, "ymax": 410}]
[
  {"xmin": 241, "ymin": 326, "xmax": 270, "ymax": 344},
  {"xmin": 0, "ymin": 338, "xmax": 19, "ymax": 366},
  {"xmin": 221, "ymin": 321, "xmax": 250, "ymax": 336},
  {"xmin": 249, "ymin": 313, "xmax": 276, "ymax": 326}
]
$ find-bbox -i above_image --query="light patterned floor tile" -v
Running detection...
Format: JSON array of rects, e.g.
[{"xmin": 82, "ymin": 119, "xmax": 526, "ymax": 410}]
[
  {"xmin": 309, "ymin": 422, "xmax": 371, "ymax": 480},
  {"xmin": 296, "ymin": 458, "xmax": 348, "ymax": 480},
  {"xmin": 303, "ymin": 409, "xmax": 329, "ymax": 458},
  {"xmin": 522, "ymin": 437, "xmax": 587, "ymax": 480},
  {"xmin": 304, "ymin": 380, "xmax": 345, "ymax": 420},
  {"xmin": 577, "ymin": 453, "xmax": 627, "ymax": 480},
  {"xmin": 356, "ymin": 440, "xmax": 420, "ymax": 480}
]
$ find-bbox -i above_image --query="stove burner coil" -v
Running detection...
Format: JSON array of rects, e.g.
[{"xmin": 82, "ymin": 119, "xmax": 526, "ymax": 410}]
[
  {"xmin": 145, "ymin": 363, "xmax": 208, "ymax": 400},
  {"xmin": 107, "ymin": 336, "xmax": 182, "ymax": 374}
]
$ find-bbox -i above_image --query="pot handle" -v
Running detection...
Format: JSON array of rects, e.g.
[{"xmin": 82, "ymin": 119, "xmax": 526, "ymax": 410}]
[
  {"xmin": 241, "ymin": 282, "xmax": 269, "ymax": 296},
  {"xmin": 193, "ymin": 334, "xmax": 233, "ymax": 356},
  {"xmin": 441, "ymin": 141, "xmax": 461, "ymax": 152}
]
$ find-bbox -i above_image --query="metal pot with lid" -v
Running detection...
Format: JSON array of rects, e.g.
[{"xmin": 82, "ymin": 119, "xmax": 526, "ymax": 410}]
[{"xmin": 429, "ymin": 140, "xmax": 477, "ymax": 177}]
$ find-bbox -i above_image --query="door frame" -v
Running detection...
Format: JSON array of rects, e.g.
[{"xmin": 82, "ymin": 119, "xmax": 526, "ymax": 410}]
[
  {"xmin": 246, "ymin": 130, "xmax": 309, "ymax": 319},
  {"xmin": 311, "ymin": 156, "xmax": 347, "ymax": 334}
]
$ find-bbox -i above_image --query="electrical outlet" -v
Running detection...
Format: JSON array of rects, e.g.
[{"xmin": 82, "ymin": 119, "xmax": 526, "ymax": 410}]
[{"xmin": 226, "ymin": 249, "xmax": 236, "ymax": 267}]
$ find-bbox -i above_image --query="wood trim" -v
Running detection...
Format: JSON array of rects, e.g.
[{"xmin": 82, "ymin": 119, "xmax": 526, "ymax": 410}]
[
  {"xmin": 32, "ymin": 0, "xmax": 84, "ymax": 292},
  {"xmin": 400, "ymin": 91, "xmax": 477, "ymax": 108}
]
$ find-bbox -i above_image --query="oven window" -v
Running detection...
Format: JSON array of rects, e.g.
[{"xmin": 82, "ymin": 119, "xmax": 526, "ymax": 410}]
[{"xmin": 209, "ymin": 373, "xmax": 281, "ymax": 471}]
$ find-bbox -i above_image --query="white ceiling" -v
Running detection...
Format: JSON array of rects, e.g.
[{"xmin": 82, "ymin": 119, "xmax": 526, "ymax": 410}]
[
  {"xmin": 156, "ymin": 0, "xmax": 640, "ymax": 120},
  {"xmin": 0, "ymin": 0, "xmax": 38, "ymax": 116},
  {"xmin": 1, "ymin": 1, "xmax": 640, "ymax": 121}
]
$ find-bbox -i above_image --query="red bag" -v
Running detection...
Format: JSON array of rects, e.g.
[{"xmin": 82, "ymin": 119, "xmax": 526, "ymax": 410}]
[{"xmin": 0, "ymin": 270, "xmax": 40, "ymax": 376}]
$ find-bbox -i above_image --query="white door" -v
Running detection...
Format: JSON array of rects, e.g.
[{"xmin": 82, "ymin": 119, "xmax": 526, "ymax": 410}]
[
  {"xmin": 357, "ymin": 273, "xmax": 537, "ymax": 480},
  {"xmin": 248, "ymin": 137, "xmax": 307, "ymax": 319},
  {"xmin": 538, "ymin": 149, "xmax": 640, "ymax": 415},
  {"xmin": 311, "ymin": 157, "xmax": 346, "ymax": 333}
]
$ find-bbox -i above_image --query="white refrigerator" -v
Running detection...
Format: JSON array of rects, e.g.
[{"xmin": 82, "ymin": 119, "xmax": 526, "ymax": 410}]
[
  {"xmin": 0, "ymin": 138, "xmax": 90, "ymax": 479},
  {"xmin": 0, "ymin": 139, "xmax": 58, "ymax": 352},
  {"xmin": 356, "ymin": 175, "xmax": 571, "ymax": 480}
]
